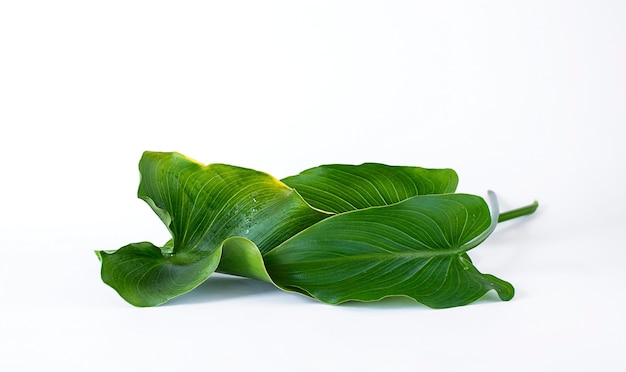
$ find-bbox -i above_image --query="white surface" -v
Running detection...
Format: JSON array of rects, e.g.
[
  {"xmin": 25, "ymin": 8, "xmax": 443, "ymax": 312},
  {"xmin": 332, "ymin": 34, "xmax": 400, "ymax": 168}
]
[{"xmin": 1, "ymin": 1, "xmax": 625, "ymax": 371}]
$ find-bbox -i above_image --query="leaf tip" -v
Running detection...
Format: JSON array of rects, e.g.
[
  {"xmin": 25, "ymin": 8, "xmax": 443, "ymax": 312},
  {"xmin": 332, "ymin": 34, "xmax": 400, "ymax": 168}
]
[{"xmin": 487, "ymin": 275, "xmax": 515, "ymax": 302}]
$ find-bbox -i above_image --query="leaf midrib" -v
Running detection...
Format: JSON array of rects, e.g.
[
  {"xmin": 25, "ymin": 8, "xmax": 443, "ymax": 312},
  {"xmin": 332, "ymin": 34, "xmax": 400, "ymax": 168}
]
[{"xmin": 272, "ymin": 246, "xmax": 466, "ymax": 265}]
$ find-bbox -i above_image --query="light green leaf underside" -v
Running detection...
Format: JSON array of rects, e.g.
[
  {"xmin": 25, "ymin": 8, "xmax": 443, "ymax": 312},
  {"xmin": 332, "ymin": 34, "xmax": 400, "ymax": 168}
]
[
  {"xmin": 264, "ymin": 193, "xmax": 514, "ymax": 309},
  {"xmin": 97, "ymin": 152, "xmax": 327, "ymax": 306},
  {"xmin": 281, "ymin": 163, "xmax": 458, "ymax": 213},
  {"xmin": 217, "ymin": 237, "xmax": 272, "ymax": 283}
]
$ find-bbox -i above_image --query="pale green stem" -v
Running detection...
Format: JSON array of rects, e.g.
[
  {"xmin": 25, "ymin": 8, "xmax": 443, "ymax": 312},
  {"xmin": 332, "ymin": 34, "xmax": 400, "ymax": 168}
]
[{"xmin": 498, "ymin": 200, "xmax": 539, "ymax": 223}]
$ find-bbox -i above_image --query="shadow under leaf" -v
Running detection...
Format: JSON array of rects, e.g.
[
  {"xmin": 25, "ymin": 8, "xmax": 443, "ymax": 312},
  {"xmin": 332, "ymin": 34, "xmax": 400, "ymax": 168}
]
[
  {"xmin": 166, "ymin": 274, "xmax": 512, "ymax": 309},
  {"xmin": 165, "ymin": 273, "xmax": 279, "ymax": 306}
]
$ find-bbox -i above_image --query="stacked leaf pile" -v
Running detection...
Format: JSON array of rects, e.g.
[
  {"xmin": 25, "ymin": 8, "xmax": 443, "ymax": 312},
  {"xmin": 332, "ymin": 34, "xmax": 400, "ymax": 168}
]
[{"xmin": 96, "ymin": 152, "xmax": 538, "ymax": 308}]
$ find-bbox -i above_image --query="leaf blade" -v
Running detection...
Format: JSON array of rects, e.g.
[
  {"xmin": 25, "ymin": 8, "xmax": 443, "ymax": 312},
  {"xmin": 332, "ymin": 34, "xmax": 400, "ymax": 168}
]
[
  {"xmin": 264, "ymin": 193, "xmax": 513, "ymax": 308},
  {"xmin": 137, "ymin": 152, "xmax": 328, "ymax": 255},
  {"xmin": 281, "ymin": 163, "xmax": 458, "ymax": 213}
]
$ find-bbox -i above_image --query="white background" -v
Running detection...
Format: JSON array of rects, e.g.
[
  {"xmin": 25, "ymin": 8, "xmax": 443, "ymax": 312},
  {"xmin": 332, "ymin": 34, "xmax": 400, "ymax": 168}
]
[{"xmin": 1, "ymin": 1, "xmax": 625, "ymax": 371}]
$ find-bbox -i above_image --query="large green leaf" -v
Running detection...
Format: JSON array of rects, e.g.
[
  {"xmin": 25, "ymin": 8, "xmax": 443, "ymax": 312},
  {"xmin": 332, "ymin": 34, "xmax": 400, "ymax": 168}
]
[
  {"xmin": 96, "ymin": 152, "xmax": 535, "ymax": 308},
  {"xmin": 263, "ymin": 193, "xmax": 514, "ymax": 308},
  {"xmin": 97, "ymin": 152, "xmax": 327, "ymax": 306},
  {"xmin": 281, "ymin": 163, "xmax": 458, "ymax": 213}
]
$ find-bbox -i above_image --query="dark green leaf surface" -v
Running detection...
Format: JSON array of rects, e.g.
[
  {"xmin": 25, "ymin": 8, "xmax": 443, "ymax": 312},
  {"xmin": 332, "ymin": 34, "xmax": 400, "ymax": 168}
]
[
  {"xmin": 97, "ymin": 242, "xmax": 222, "ymax": 307},
  {"xmin": 282, "ymin": 163, "xmax": 458, "ymax": 213},
  {"xmin": 136, "ymin": 152, "xmax": 328, "ymax": 255},
  {"xmin": 97, "ymin": 152, "xmax": 327, "ymax": 306},
  {"xmin": 264, "ymin": 193, "xmax": 514, "ymax": 308}
]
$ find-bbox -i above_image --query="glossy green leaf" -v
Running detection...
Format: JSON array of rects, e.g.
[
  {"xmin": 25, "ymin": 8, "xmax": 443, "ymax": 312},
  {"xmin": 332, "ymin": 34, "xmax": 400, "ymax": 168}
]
[
  {"xmin": 97, "ymin": 152, "xmax": 327, "ymax": 306},
  {"xmin": 281, "ymin": 163, "xmax": 458, "ymax": 213},
  {"xmin": 264, "ymin": 193, "xmax": 514, "ymax": 308},
  {"xmin": 97, "ymin": 152, "xmax": 537, "ymax": 308}
]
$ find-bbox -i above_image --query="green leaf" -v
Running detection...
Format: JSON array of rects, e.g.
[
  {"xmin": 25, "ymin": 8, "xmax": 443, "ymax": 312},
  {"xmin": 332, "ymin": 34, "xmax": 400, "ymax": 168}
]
[
  {"xmin": 97, "ymin": 152, "xmax": 327, "ymax": 306},
  {"xmin": 96, "ymin": 152, "xmax": 536, "ymax": 308},
  {"xmin": 281, "ymin": 163, "xmax": 458, "ymax": 213},
  {"xmin": 96, "ymin": 242, "xmax": 222, "ymax": 307},
  {"xmin": 136, "ymin": 152, "xmax": 328, "ymax": 255},
  {"xmin": 263, "ymin": 193, "xmax": 514, "ymax": 309}
]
